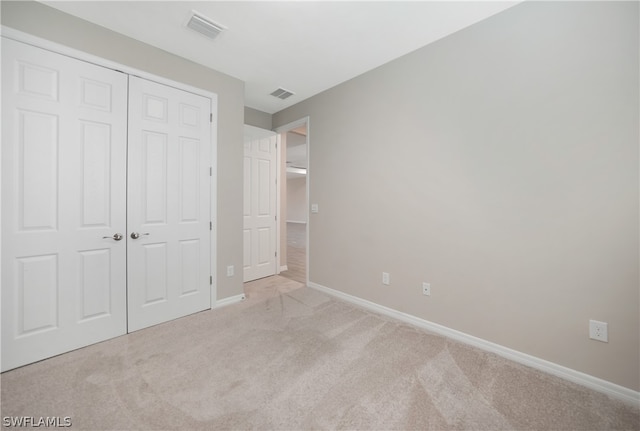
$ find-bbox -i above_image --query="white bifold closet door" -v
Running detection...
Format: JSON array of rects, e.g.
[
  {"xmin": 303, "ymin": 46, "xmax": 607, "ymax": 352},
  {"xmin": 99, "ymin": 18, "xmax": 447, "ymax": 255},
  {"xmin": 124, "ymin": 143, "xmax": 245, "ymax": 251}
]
[
  {"xmin": 1, "ymin": 39, "xmax": 213, "ymax": 371},
  {"xmin": 1, "ymin": 38, "xmax": 128, "ymax": 371},
  {"xmin": 126, "ymin": 76, "xmax": 211, "ymax": 332}
]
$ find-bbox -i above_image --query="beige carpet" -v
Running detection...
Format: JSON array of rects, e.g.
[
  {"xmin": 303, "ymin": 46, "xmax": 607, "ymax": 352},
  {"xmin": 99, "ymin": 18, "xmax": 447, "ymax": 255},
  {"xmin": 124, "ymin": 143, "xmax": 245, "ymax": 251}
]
[{"xmin": 1, "ymin": 275, "xmax": 638, "ymax": 430}]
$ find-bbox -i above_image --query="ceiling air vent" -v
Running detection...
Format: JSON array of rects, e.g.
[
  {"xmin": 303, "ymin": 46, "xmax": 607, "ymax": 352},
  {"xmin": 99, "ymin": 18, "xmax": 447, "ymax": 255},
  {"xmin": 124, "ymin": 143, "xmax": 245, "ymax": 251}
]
[
  {"xmin": 187, "ymin": 11, "xmax": 226, "ymax": 40},
  {"xmin": 270, "ymin": 88, "xmax": 295, "ymax": 100}
]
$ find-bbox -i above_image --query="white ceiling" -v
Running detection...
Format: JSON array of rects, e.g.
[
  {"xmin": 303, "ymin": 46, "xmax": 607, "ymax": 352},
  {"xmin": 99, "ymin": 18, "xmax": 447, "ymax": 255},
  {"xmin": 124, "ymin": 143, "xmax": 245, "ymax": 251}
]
[{"xmin": 42, "ymin": 1, "xmax": 519, "ymax": 114}]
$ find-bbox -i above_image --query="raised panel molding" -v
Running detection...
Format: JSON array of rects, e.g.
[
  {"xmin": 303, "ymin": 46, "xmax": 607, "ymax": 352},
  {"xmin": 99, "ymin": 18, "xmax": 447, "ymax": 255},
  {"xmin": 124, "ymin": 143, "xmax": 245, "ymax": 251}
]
[
  {"xmin": 79, "ymin": 249, "xmax": 111, "ymax": 321},
  {"xmin": 142, "ymin": 94, "xmax": 168, "ymax": 122},
  {"xmin": 243, "ymin": 156, "xmax": 252, "ymax": 217},
  {"xmin": 179, "ymin": 103, "xmax": 200, "ymax": 128},
  {"xmin": 81, "ymin": 121, "xmax": 111, "ymax": 227},
  {"xmin": 143, "ymin": 243, "xmax": 168, "ymax": 305},
  {"xmin": 179, "ymin": 137, "xmax": 200, "ymax": 222},
  {"xmin": 18, "ymin": 110, "xmax": 58, "ymax": 231},
  {"xmin": 17, "ymin": 254, "xmax": 58, "ymax": 335},
  {"xmin": 17, "ymin": 61, "xmax": 58, "ymax": 100},
  {"xmin": 243, "ymin": 229, "xmax": 251, "ymax": 270},
  {"xmin": 142, "ymin": 131, "xmax": 168, "ymax": 225},
  {"xmin": 257, "ymin": 159, "xmax": 271, "ymax": 216},
  {"xmin": 257, "ymin": 227, "xmax": 271, "ymax": 264},
  {"xmin": 179, "ymin": 239, "xmax": 200, "ymax": 296},
  {"xmin": 80, "ymin": 78, "xmax": 112, "ymax": 111}
]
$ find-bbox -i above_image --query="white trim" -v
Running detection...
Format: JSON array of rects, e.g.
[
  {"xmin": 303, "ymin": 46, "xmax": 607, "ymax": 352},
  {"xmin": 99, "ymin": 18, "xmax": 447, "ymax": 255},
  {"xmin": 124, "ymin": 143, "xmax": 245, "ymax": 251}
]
[
  {"xmin": 280, "ymin": 265, "xmax": 289, "ymax": 272},
  {"xmin": 307, "ymin": 281, "xmax": 640, "ymax": 407},
  {"xmin": 215, "ymin": 293, "xmax": 246, "ymax": 309},
  {"xmin": 275, "ymin": 117, "xmax": 310, "ymax": 287},
  {"xmin": 286, "ymin": 220, "xmax": 307, "ymax": 224},
  {"xmin": 1, "ymin": 26, "xmax": 220, "ymax": 311},
  {"xmin": 276, "ymin": 133, "xmax": 282, "ymax": 275},
  {"xmin": 209, "ymin": 97, "xmax": 218, "ymax": 307}
]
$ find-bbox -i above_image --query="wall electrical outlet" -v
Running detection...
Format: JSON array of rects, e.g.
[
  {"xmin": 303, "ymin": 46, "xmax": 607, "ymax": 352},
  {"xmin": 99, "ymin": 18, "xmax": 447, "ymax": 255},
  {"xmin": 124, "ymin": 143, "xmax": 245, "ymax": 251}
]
[
  {"xmin": 422, "ymin": 282, "xmax": 431, "ymax": 296},
  {"xmin": 226, "ymin": 265, "xmax": 235, "ymax": 277},
  {"xmin": 589, "ymin": 320, "xmax": 608, "ymax": 342},
  {"xmin": 382, "ymin": 272, "xmax": 390, "ymax": 285}
]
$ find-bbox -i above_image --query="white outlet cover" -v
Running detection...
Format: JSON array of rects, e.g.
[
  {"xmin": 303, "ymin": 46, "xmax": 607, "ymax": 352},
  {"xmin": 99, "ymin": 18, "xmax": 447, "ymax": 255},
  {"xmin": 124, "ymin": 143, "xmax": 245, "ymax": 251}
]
[
  {"xmin": 382, "ymin": 272, "xmax": 390, "ymax": 285},
  {"xmin": 311, "ymin": 204, "xmax": 319, "ymax": 213},
  {"xmin": 227, "ymin": 265, "xmax": 234, "ymax": 277},
  {"xmin": 422, "ymin": 282, "xmax": 431, "ymax": 296},
  {"xmin": 589, "ymin": 320, "xmax": 608, "ymax": 342}
]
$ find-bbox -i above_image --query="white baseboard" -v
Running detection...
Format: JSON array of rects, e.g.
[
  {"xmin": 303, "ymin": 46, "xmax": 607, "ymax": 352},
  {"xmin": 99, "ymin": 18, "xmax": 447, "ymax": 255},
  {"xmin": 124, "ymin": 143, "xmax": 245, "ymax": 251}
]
[
  {"xmin": 280, "ymin": 265, "xmax": 288, "ymax": 272},
  {"xmin": 307, "ymin": 281, "xmax": 640, "ymax": 407},
  {"xmin": 286, "ymin": 220, "xmax": 307, "ymax": 224},
  {"xmin": 215, "ymin": 293, "xmax": 245, "ymax": 308}
]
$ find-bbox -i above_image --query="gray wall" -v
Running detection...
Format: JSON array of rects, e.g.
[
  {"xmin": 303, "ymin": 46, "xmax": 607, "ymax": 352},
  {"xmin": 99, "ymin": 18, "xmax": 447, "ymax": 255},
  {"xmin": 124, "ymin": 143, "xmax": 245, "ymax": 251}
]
[
  {"xmin": 244, "ymin": 107, "xmax": 273, "ymax": 130},
  {"xmin": 2, "ymin": 1, "xmax": 245, "ymax": 301},
  {"xmin": 274, "ymin": 1, "xmax": 639, "ymax": 390}
]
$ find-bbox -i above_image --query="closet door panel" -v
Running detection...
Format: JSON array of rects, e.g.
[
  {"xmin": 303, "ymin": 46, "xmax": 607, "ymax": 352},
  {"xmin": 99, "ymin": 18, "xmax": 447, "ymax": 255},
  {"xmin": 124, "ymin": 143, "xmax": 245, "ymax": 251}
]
[
  {"xmin": 1, "ymin": 38, "xmax": 128, "ymax": 371},
  {"xmin": 127, "ymin": 76, "xmax": 212, "ymax": 332}
]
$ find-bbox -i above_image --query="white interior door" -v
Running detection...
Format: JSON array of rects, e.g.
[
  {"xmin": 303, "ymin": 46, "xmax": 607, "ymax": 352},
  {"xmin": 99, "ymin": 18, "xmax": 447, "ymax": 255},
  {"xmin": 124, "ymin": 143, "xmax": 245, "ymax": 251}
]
[
  {"xmin": 243, "ymin": 126, "xmax": 277, "ymax": 282},
  {"xmin": 1, "ymin": 38, "xmax": 128, "ymax": 371},
  {"xmin": 127, "ymin": 76, "xmax": 212, "ymax": 332}
]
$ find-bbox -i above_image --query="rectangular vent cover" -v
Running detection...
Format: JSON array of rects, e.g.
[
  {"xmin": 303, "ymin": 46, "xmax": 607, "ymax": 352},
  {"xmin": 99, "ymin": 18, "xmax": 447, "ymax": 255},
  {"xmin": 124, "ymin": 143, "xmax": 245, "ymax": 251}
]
[
  {"xmin": 187, "ymin": 11, "xmax": 226, "ymax": 40},
  {"xmin": 270, "ymin": 88, "xmax": 295, "ymax": 100}
]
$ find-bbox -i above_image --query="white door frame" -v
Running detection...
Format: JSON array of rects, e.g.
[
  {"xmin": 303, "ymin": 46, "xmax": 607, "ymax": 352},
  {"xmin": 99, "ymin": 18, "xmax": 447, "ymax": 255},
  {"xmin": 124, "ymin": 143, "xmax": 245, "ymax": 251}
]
[
  {"xmin": 274, "ymin": 116, "xmax": 310, "ymax": 286},
  {"xmin": 1, "ymin": 26, "xmax": 219, "ymax": 305}
]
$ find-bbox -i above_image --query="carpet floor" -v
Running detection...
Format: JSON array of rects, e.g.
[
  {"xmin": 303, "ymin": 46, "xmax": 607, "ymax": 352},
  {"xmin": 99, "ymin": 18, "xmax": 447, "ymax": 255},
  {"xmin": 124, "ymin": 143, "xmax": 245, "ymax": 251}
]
[{"xmin": 1, "ymin": 275, "xmax": 638, "ymax": 430}]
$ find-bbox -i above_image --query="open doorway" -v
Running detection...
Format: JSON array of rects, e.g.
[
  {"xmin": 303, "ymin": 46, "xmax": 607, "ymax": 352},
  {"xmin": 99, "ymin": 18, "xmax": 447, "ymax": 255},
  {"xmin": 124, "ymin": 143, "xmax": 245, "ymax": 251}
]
[{"xmin": 276, "ymin": 118, "xmax": 309, "ymax": 285}]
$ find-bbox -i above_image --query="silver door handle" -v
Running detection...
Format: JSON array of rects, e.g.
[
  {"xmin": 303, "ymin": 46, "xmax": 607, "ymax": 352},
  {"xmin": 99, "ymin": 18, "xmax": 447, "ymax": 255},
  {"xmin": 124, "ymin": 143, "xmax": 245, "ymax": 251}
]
[
  {"xmin": 103, "ymin": 233, "xmax": 123, "ymax": 241},
  {"xmin": 130, "ymin": 232, "xmax": 150, "ymax": 239}
]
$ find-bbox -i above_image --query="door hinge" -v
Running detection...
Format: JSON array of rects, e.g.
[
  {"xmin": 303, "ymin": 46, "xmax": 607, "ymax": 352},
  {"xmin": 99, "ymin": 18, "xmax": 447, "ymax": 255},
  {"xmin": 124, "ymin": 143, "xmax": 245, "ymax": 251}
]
[
  {"xmin": 210, "ymin": 275, "xmax": 213, "ymax": 285},
  {"xmin": 275, "ymin": 251, "xmax": 277, "ymax": 257},
  {"xmin": 210, "ymin": 166, "xmax": 212, "ymax": 176},
  {"xmin": 210, "ymin": 113, "xmax": 213, "ymax": 123},
  {"xmin": 210, "ymin": 221, "xmax": 212, "ymax": 230}
]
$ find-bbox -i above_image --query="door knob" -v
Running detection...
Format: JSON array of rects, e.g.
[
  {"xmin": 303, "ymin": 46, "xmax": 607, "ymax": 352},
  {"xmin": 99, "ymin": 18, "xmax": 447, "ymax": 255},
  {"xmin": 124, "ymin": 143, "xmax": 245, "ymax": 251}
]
[
  {"xmin": 103, "ymin": 233, "xmax": 123, "ymax": 241},
  {"xmin": 130, "ymin": 232, "xmax": 150, "ymax": 239}
]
